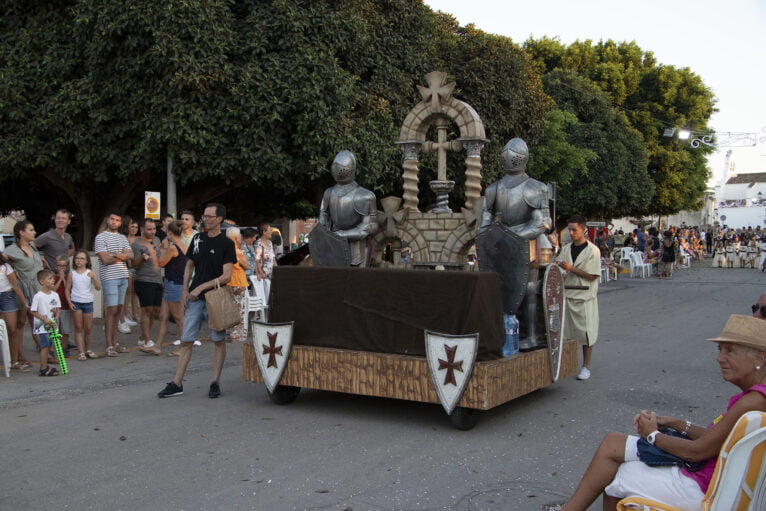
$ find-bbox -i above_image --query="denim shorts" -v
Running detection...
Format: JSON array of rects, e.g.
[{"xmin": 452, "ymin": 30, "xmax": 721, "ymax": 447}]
[
  {"xmin": 0, "ymin": 290, "xmax": 20, "ymax": 313},
  {"xmin": 72, "ymin": 301, "xmax": 94, "ymax": 314},
  {"xmin": 180, "ymin": 297, "xmax": 226, "ymax": 343},
  {"xmin": 163, "ymin": 279, "xmax": 183, "ymax": 303},
  {"xmin": 101, "ymin": 278, "xmax": 128, "ymax": 307},
  {"xmin": 39, "ymin": 332, "xmax": 52, "ymax": 349}
]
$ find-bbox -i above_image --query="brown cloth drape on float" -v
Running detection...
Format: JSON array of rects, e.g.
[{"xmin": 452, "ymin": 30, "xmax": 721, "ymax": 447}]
[{"xmin": 268, "ymin": 266, "xmax": 504, "ymax": 361}]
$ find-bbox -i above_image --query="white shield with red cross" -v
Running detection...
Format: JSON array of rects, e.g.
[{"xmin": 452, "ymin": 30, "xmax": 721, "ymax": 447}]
[
  {"xmin": 425, "ymin": 331, "xmax": 479, "ymax": 415},
  {"xmin": 253, "ymin": 321, "xmax": 294, "ymax": 393}
]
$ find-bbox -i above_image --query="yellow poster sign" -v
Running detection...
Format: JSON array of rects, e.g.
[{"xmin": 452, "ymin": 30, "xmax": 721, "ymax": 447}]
[{"xmin": 144, "ymin": 192, "xmax": 161, "ymax": 220}]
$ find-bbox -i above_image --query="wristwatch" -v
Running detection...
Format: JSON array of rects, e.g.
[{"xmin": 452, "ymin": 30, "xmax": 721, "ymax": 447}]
[{"xmin": 647, "ymin": 430, "xmax": 660, "ymax": 445}]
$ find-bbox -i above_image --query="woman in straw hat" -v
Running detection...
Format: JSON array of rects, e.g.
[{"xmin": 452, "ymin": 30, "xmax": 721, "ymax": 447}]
[{"xmin": 559, "ymin": 315, "xmax": 766, "ymax": 511}]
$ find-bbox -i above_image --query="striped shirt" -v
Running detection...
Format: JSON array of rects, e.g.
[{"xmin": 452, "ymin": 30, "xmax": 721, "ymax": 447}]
[{"xmin": 94, "ymin": 231, "xmax": 131, "ymax": 281}]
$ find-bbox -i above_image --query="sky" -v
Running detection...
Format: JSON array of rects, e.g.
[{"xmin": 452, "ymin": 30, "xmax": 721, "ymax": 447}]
[{"xmin": 424, "ymin": 0, "xmax": 766, "ymax": 186}]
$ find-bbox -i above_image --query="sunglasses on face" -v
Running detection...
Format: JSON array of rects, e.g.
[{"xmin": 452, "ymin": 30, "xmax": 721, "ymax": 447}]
[{"xmin": 751, "ymin": 304, "xmax": 766, "ymax": 316}]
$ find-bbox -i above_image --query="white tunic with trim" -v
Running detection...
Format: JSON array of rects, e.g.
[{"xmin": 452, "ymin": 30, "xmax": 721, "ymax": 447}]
[{"xmin": 556, "ymin": 241, "xmax": 600, "ymax": 346}]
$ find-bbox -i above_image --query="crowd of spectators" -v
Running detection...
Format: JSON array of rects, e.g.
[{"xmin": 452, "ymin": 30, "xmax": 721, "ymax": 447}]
[
  {"xmin": 594, "ymin": 223, "xmax": 766, "ymax": 279},
  {"xmin": 0, "ymin": 208, "xmax": 275, "ymax": 376}
]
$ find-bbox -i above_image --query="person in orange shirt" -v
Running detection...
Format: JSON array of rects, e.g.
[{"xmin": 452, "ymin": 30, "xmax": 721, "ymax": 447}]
[{"xmin": 225, "ymin": 227, "xmax": 250, "ymax": 342}]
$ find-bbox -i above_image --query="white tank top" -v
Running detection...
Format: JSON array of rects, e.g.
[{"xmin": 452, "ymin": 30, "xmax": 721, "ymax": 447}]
[
  {"xmin": 70, "ymin": 269, "xmax": 94, "ymax": 303},
  {"xmin": 0, "ymin": 263, "xmax": 14, "ymax": 293}
]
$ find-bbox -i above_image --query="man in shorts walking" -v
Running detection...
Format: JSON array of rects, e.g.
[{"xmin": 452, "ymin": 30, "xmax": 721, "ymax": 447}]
[
  {"xmin": 131, "ymin": 218, "xmax": 163, "ymax": 348},
  {"xmin": 158, "ymin": 203, "xmax": 235, "ymax": 399},
  {"xmin": 94, "ymin": 211, "xmax": 133, "ymax": 357}
]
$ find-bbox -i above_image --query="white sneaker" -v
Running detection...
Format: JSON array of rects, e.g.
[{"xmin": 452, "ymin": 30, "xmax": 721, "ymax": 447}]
[
  {"xmin": 117, "ymin": 322, "xmax": 131, "ymax": 334},
  {"xmin": 193, "ymin": 340, "xmax": 202, "ymax": 347},
  {"xmin": 576, "ymin": 367, "xmax": 591, "ymax": 380},
  {"xmin": 124, "ymin": 317, "xmax": 138, "ymax": 327},
  {"xmin": 137, "ymin": 340, "xmax": 145, "ymax": 347},
  {"xmin": 172, "ymin": 340, "xmax": 181, "ymax": 346},
  {"xmin": 144, "ymin": 340, "xmax": 155, "ymax": 348}
]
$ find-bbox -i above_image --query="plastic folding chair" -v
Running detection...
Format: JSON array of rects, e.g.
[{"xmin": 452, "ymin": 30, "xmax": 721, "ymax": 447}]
[{"xmin": 619, "ymin": 247, "xmax": 634, "ymax": 268}]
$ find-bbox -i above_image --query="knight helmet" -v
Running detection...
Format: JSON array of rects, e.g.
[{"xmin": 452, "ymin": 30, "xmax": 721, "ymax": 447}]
[
  {"xmin": 501, "ymin": 138, "xmax": 529, "ymax": 173},
  {"xmin": 331, "ymin": 150, "xmax": 357, "ymax": 184}
]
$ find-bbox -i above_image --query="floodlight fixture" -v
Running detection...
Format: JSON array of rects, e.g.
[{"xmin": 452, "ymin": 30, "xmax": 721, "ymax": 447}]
[
  {"xmin": 678, "ymin": 129, "xmax": 691, "ymax": 140},
  {"xmin": 662, "ymin": 127, "xmax": 676, "ymax": 137}
]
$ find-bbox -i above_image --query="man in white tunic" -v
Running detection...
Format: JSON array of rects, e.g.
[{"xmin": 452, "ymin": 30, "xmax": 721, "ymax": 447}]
[{"xmin": 556, "ymin": 215, "xmax": 600, "ymax": 380}]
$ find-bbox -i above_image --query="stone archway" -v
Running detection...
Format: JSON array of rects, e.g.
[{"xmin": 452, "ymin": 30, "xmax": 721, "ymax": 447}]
[
  {"xmin": 375, "ymin": 72, "xmax": 488, "ymax": 269},
  {"xmin": 396, "ymin": 71, "xmax": 488, "ymax": 212}
]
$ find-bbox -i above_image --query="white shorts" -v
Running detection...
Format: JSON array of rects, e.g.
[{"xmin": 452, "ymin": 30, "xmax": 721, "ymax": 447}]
[{"xmin": 605, "ymin": 436, "xmax": 704, "ymax": 510}]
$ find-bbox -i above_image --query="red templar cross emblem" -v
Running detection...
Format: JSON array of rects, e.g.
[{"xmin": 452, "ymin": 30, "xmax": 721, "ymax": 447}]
[
  {"xmin": 438, "ymin": 344, "xmax": 463, "ymax": 386},
  {"xmin": 262, "ymin": 331, "xmax": 283, "ymax": 368}
]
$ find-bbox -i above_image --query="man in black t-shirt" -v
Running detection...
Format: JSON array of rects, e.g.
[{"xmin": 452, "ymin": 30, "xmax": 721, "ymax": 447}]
[{"xmin": 158, "ymin": 203, "xmax": 236, "ymax": 399}]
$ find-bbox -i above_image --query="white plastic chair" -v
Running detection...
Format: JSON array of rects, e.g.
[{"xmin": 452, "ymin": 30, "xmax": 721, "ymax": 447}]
[
  {"xmin": 630, "ymin": 252, "xmax": 651, "ymax": 278},
  {"xmin": 678, "ymin": 249, "xmax": 691, "ymax": 268},
  {"xmin": 619, "ymin": 247, "xmax": 633, "ymax": 268},
  {"xmin": 0, "ymin": 319, "xmax": 11, "ymax": 377},
  {"xmin": 243, "ymin": 276, "xmax": 269, "ymax": 337},
  {"xmin": 600, "ymin": 266, "xmax": 610, "ymax": 283}
]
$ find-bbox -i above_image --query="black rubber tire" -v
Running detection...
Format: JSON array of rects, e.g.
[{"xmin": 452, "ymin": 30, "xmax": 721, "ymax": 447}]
[
  {"xmin": 268, "ymin": 385, "xmax": 301, "ymax": 405},
  {"xmin": 449, "ymin": 407, "xmax": 478, "ymax": 430}
]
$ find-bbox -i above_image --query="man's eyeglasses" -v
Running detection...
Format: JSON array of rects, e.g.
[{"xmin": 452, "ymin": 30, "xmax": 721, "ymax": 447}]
[
  {"xmin": 200, "ymin": 215, "xmax": 220, "ymax": 220},
  {"xmin": 751, "ymin": 304, "xmax": 766, "ymax": 316}
]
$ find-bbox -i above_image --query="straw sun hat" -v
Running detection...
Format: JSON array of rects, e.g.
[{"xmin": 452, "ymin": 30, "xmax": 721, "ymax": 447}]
[{"xmin": 707, "ymin": 314, "xmax": 766, "ymax": 351}]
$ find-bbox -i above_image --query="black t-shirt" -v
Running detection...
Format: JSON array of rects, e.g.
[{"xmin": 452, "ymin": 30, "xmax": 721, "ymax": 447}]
[
  {"xmin": 571, "ymin": 241, "xmax": 588, "ymax": 264},
  {"xmin": 186, "ymin": 232, "xmax": 236, "ymax": 295}
]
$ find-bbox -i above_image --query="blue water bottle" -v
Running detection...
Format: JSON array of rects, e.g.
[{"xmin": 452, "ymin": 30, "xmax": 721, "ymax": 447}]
[{"xmin": 503, "ymin": 314, "xmax": 519, "ymax": 356}]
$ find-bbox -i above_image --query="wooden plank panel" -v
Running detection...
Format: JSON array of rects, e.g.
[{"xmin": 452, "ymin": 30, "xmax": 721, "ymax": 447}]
[{"xmin": 243, "ymin": 340, "xmax": 579, "ymax": 410}]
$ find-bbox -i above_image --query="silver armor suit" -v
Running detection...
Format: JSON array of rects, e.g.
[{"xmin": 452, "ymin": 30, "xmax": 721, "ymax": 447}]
[
  {"xmin": 318, "ymin": 150, "xmax": 378, "ymax": 267},
  {"xmin": 480, "ymin": 138, "xmax": 551, "ymax": 351}
]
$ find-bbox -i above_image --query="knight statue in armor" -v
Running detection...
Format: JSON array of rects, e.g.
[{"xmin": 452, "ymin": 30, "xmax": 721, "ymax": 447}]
[
  {"xmin": 480, "ymin": 138, "xmax": 552, "ymax": 351},
  {"xmin": 318, "ymin": 150, "xmax": 378, "ymax": 267}
]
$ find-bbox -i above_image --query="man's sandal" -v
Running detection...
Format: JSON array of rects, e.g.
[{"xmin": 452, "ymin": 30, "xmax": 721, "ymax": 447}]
[{"xmin": 39, "ymin": 367, "xmax": 59, "ymax": 376}]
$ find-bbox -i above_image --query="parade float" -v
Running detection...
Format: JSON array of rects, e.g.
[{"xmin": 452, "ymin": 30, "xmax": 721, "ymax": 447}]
[{"xmin": 242, "ymin": 72, "xmax": 579, "ymax": 429}]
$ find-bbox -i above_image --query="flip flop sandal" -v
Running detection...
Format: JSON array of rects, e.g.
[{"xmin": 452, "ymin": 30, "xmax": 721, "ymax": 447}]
[
  {"xmin": 139, "ymin": 347, "xmax": 161, "ymax": 356},
  {"xmin": 167, "ymin": 351, "xmax": 180, "ymax": 357},
  {"xmin": 77, "ymin": 353, "xmax": 87, "ymax": 361},
  {"xmin": 86, "ymin": 351, "xmax": 99, "ymax": 359},
  {"xmin": 115, "ymin": 345, "xmax": 128, "ymax": 353},
  {"xmin": 39, "ymin": 367, "xmax": 59, "ymax": 376},
  {"xmin": 106, "ymin": 347, "xmax": 118, "ymax": 357}
]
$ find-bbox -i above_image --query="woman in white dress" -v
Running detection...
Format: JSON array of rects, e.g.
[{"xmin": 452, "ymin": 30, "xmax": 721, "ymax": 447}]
[
  {"xmin": 725, "ymin": 243, "xmax": 736, "ymax": 268},
  {"xmin": 712, "ymin": 241, "xmax": 726, "ymax": 268}
]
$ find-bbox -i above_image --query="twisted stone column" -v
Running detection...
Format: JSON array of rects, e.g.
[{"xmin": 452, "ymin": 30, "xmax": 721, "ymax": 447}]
[
  {"xmin": 461, "ymin": 138, "xmax": 486, "ymax": 208},
  {"xmin": 398, "ymin": 141, "xmax": 422, "ymax": 211}
]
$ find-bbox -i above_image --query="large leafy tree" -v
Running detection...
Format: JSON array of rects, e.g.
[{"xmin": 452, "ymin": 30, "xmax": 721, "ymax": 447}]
[
  {"xmin": 0, "ymin": 1, "xmax": 452, "ymax": 244},
  {"xmin": 525, "ymin": 37, "xmax": 716, "ymax": 216},
  {"xmin": 540, "ymin": 70, "xmax": 653, "ymax": 222}
]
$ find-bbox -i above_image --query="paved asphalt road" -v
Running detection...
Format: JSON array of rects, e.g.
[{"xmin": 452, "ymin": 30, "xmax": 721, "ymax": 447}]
[{"xmin": 1, "ymin": 262, "xmax": 763, "ymax": 510}]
